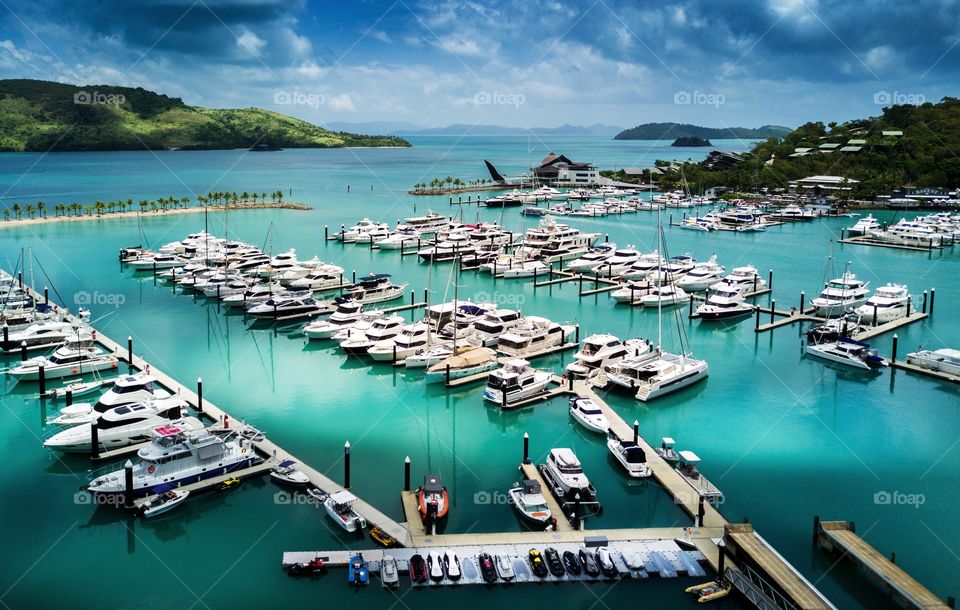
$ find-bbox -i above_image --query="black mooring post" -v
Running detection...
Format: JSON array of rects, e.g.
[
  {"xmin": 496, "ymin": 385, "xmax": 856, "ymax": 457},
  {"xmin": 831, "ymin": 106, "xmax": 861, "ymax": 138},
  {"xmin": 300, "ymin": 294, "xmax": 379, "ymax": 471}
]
[
  {"xmin": 523, "ymin": 432, "xmax": 530, "ymax": 464},
  {"xmin": 770, "ymin": 300, "xmax": 776, "ymax": 324},
  {"xmin": 404, "ymin": 456, "xmax": 411, "ymax": 491},
  {"xmin": 892, "ymin": 334, "xmax": 899, "ymax": 363},
  {"xmin": 196, "ymin": 377, "xmax": 203, "ymax": 414},
  {"xmin": 65, "ymin": 389, "xmax": 73, "ymax": 407},
  {"xmin": 38, "ymin": 364, "xmax": 46, "ymax": 397},
  {"xmin": 344, "ymin": 441, "xmax": 351, "ymax": 489},
  {"xmin": 929, "ymin": 288, "xmax": 936, "ymax": 315},
  {"xmin": 90, "ymin": 421, "xmax": 100, "ymax": 459},
  {"xmin": 127, "ymin": 336, "xmax": 133, "ymax": 365},
  {"xmin": 813, "ymin": 515, "xmax": 821, "ymax": 545},
  {"xmin": 124, "ymin": 460, "xmax": 134, "ymax": 508},
  {"xmin": 633, "ymin": 420, "xmax": 639, "ymax": 444},
  {"xmin": 20, "ymin": 341, "xmax": 27, "ymax": 362},
  {"xmin": 922, "ymin": 290, "xmax": 928, "ymax": 314}
]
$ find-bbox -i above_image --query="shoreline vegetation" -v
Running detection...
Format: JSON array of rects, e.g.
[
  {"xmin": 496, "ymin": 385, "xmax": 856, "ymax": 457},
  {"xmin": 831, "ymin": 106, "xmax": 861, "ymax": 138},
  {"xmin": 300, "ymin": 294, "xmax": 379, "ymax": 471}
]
[
  {"xmin": 0, "ymin": 190, "xmax": 310, "ymax": 229},
  {"xmin": 409, "ymin": 176, "xmax": 506, "ymax": 195},
  {"xmin": 0, "ymin": 79, "xmax": 409, "ymax": 152}
]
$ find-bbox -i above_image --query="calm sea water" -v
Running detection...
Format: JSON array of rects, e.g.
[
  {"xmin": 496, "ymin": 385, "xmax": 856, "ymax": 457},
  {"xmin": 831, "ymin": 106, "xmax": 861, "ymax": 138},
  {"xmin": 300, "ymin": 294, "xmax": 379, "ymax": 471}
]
[{"xmin": 0, "ymin": 137, "xmax": 957, "ymax": 610}]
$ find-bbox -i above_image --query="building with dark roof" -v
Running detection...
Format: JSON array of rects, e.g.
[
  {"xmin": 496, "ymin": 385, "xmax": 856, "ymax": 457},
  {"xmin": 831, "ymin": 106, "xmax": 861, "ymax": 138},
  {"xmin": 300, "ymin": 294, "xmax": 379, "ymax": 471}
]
[{"xmin": 532, "ymin": 152, "xmax": 599, "ymax": 185}]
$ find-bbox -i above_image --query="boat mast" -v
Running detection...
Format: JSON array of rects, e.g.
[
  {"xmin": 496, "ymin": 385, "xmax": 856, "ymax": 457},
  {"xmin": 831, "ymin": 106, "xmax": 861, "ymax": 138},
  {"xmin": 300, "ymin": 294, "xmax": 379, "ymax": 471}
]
[{"xmin": 656, "ymin": 207, "xmax": 662, "ymax": 351}]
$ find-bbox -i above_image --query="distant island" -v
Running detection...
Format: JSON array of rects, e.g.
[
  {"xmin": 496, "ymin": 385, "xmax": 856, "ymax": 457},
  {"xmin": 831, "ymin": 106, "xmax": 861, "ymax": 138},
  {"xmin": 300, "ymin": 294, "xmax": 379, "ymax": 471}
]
[
  {"xmin": 615, "ymin": 122, "xmax": 792, "ymax": 140},
  {"xmin": 672, "ymin": 136, "xmax": 712, "ymax": 147},
  {"xmin": 0, "ymin": 79, "xmax": 410, "ymax": 152},
  {"xmin": 325, "ymin": 121, "xmax": 625, "ymax": 136}
]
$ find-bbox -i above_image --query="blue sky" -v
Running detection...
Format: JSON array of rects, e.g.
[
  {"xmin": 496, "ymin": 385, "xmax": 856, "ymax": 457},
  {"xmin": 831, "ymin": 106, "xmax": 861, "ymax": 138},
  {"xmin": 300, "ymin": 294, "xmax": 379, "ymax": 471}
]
[{"xmin": 0, "ymin": 0, "xmax": 957, "ymax": 129}]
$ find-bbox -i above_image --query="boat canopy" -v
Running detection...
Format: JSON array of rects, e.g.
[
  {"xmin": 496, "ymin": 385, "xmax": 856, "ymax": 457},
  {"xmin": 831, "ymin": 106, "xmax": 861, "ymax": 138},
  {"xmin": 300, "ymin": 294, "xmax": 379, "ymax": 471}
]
[
  {"xmin": 422, "ymin": 475, "xmax": 443, "ymax": 493},
  {"xmin": 679, "ymin": 450, "xmax": 701, "ymax": 463},
  {"xmin": 329, "ymin": 490, "xmax": 357, "ymax": 504},
  {"xmin": 522, "ymin": 479, "xmax": 542, "ymax": 495},
  {"xmin": 278, "ymin": 459, "xmax": 296, "ymax": 468},
  {"xmin": 358, "ymin": 273, "xmax": 391, "ymax": 283}
]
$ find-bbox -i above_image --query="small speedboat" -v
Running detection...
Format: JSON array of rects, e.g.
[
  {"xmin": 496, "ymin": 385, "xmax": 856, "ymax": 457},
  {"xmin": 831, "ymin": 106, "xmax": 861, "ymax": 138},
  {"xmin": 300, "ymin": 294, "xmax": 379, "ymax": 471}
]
[
  {"xmin": 409, "ymin": 554, "xmax": 428, "ymax": 584},
  {"xmin": 287, "ymin": 557, "xmax": 326, "ymax": 577},
  {"xmin": 607, "ymin": 433, "xmax": 652, "ymax": 478},
  {"xmin": 427, "ymin": 551, "xmax": 445, "ymax": 582},
  {"xmin": 380, "ymin": 555, "xmax": 399, "ymax": 588},
  {"xmin": 347, "ymin": 554, "xmax": 369, "ymax": 586},
  {"xmin": 507, "ymin": 479, "xmax": 552, "ymax": 527},
  {"xmin": 443, "ymin": 551, "xmax": 462, "ymax": 581},
  {"xmin": 478, "ymin": 552, "xmax": 498, "ymax": 582},
  {"xmin": 805, "ymin": 338, "xmax": 886, "ymax": 370},
  {"xmin": 140, "ymin": 486, "xmax": 190, "ymax": 518},
  {"xmin": 495, "ymin": 554, "xmax": 515, "ymax": 580},
  {"xmin": 416, "ymin": 474, "xmax": 449, "ymax": 525},
  {"xmin": 686, "ymin": 578, "xmax": 733, "ymax": 602},
  {"xmin": 270, "ymin": 459, "xmax": 311, "ymax": 487},
  {"xmin": 568, "ymin": 396, "xmax": 609, "ymax": 433},
  {"xmin": 324, "ymin": 490, "xmax": 367, "ymax": 532}
]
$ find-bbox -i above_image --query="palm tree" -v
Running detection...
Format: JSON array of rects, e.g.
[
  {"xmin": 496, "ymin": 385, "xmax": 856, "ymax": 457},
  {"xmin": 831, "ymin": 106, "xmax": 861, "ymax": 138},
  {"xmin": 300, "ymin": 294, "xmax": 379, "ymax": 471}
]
[
  {"xmin": 84, "ymin": 205, "xmax": 94, "ymax": 216},
  {"xmin": 11, "ymin": 203, "xmax": 21, "ymax": 219},
  {"xmin": 107, "ymin": 202, "xmax": 116, "ymax": 214},
  {"xmin": 54, "ymin": 203, "xmax": 64, "ymax": 217},
  {"xmin": 276, "ymin": 190, "xmax": 284, "ymax": 203},
  {"xmin": 453, "ymin": 178, "xmax": 463, "ymax": 190},
  {"xmin": 37, "ymin": 201, "xmax": 46, "ymax": 218},
  {"xmin": 26, "ymin": 204, "xmax": 36, "ymax": 218},
  {"xmin": 260, "ymin": 192, "xmax": 267, "ymax": 204},
  {"xmin": 94, "ymin": 201, "xmax": 105, "ymax": 216},
  {"xmin": 181, "ymin": 196, "xmax": 190, "ymax": 208},
  {"xmin": 2, "ymin": 209, "xmax": 8, "ymax": 221}
]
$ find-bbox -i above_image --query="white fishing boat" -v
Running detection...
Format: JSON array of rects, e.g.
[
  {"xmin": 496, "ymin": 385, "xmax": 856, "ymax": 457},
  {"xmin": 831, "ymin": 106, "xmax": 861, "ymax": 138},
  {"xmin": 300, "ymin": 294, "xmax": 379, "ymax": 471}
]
[
  {"xmin": 610, "ymin": 279, "xmax": 656, "ymax": 304},
  {"xmin": 339, "ymin": 218, "xmax": 389, "ymax": 243},
  {"xmin": 501, "ymin": 259, "xmax": 550, "ymax": 279},
  {"xmin": 655, "ymin": 437, "xmax": 679, "ymax": 462},
  {"xmin": 805, "ymin": 338, "xmax": 886, "ymax": 370},
  {"xmin": 375, "ymin": 227, "xmax": 422, "ymax": 250},
  {"xmin": 568, "ymin": 396, "xmax": 609, "ymax": 433},
  {"xmin": 270, "ymin": 459, "xmax": 311, "ymax": 486},
  {"xmin": 482, "ymin": 359, "xmax": 553, "ymax": 405},
  {"xmin": 507, "ymin": 479, "xmax": 552, "ymax": 526},
  {"xmin": 140, "ymin": 486, "xmax": 190, "ymax": 518},
  {"xmin": 86, "ymin": 420, "xmax": 259, "ymax": 498},
  {"xmin": 856, "ymin": 283, "xmax": 910, "ymax": 324},
  {"xmin": 324, "ymin": 490, "xmax": 367, "ymax": 532},
  {"xmin": 425, "ymin": 347, "xmax": 499, "ymax": 383},
  {"xmin": 339, "ymin": 315, "xmax": 405, "ymax": 357},
  {"xmin": 541, "ymin": 448, "xmax": 598, "ymax": 503},
  {"xmin": 606, "ymin": 433, "xmax": 652, "ymax": 478},
  {"xmin": 906, "ymin": 348, "xmax": 960, "ymax": 376},
  {"xmin": 0, "ymin": 320, "xmax": 78, "ymax": 352}
]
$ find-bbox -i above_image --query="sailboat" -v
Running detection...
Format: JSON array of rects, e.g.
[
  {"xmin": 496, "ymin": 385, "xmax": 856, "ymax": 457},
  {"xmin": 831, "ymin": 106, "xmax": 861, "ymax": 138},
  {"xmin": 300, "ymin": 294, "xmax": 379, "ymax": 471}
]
[{"xmin": 628, "ymin": 209, "xmax": 708, "ymax": 402}]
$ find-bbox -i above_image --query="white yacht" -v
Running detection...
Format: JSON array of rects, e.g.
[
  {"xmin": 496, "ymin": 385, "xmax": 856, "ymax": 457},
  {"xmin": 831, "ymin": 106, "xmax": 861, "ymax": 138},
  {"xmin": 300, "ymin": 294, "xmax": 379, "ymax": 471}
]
[
  {"xmin": 676, "ymin": 256, "xmax": 726, "ymax": 292},
  {"xmin": 869, "ymin": 220, "xmax": 943, "ymax": 247},
  {"xmin": 568, "ymin": 396, "xmax": 609, "ymax": 433},
  {"xmin": 627, "ymin": 351, "xmax": 709, "ymax": 401},
  {"xmin": 425, "ymin": 347, "xmax": 499, "ymax": 383},
  {"xmin": 403, "ymin": 335, "xmax": 481, "ymax": 368},
  {"xmin": 565, "ymin": 334, "xmax": 652, "ymax": 379},
  {"xmin": 324, "ymin": 490, "xmax": 367, "ymax": 532},
  {"xmin": 289, "ymin": 271, "xmax": 345, "ymax": 292},
  {"xmin": 303, "ymin": 300, "xmax": 368, "ymax": 340},
  {"xmin": 338, "ymin": 218, "xmax": 389, "ymax": 243},
  {"xmin": 343, "ymin": 274, "xmax": 407, "ymax": 304},
  {"xmin": 128, "ymin": 253, "xmax": 186, "ymax": 270},
  {"xmin": 906, "ymin": 348, "xmax": 960, "ymax": 376},
  {"xmin": 482, "ymin": 359, "xmax": 553, "ymax": 405},
  {"xmin": 541, "ymin": 448, "xmax": 598, "ymax": 502},
  {"xmin": 805, "ymin": 338, "xmax": 886, "ymax": 370},
  {"xmin": 517, "ymin": 216, "xmax": 600, "ymax": 262},
  {"xmin": 695, "ymin": 286, "xmax": 755, "ymax": 320},
  {"xmin": 811, "ymin": 267, "xmax": 870, "ymax": 317},
  {"xmin": 856, "ymin": 284, "xmax": 910, "ymax": 324},
  {"xmin": 0, "ymin": 320, "xmax": 78, "ymax": 352},
  {"xmin": 619, "ymin": 251, "xmax": 666, "ymax": 281},
  {"xmin": 339, "ymin": 315, "xmax": 405, "ymax": 357},
  {"xmin": 10, "ymin": 342, "xmax": 118, "ymax": 380},
  {"xmin": 591, "ymin": 246, "xmax": 641, "ymax": 277},
  {"xmin": 501, "ymin": 259, "xmax": 550, "ymax": 279},
  {"xmin": 639, "ymin": 284, "xmax": 689, "ymax": 307},
  {"xmin": 847, "ymin": 214, "xmax": 882, "ymax": 236},
  {"xmin": 610, "ymin": 279, "xmax": 656, "ymax": 305},
  {"xmin": 49, "ymin": 373, "xmax": 171, "ymax": 425},
  {"xmin": 367, "ymin": 323, "xmax": 432, "ymax": 362},
  {"xmin": 86, "ymin": 421, "xmax": 260, "ymax": 498},
  {"xmin": 709, "ymin": 265, "xmax": 766, "ymax": 297},
  {"xmin": 247, "ymin": 294, "xmax": 319, "ymax": 319},
  {"xmin": 606, "ymin": 433, "xmax": 652, "ymax": 478},
  {"xmin": 398, "ymin": 211, "xmax": 450, "ymax": 234},
  {"xmin": 44, "ymin": 398, "xmax": 190, "ymax": 453},
  {"xmin": 566, "ymin": 243, "xmax": 617, "ymax": 272},
  {"xmin": 465, "ymin": 309, "xmax": 523, "ymax": 347},
  {"xmin": 375, "ymin": 227, "xmax": 422, "ymax": 250},
  {"xmin": 507, "ymin": 479, "xmax": 552, "ymax": 527},
  {"xmin": 221, "ymin": 283, "xmax": 283, "ymax": 308},
  {"xmin": 496, "ymin": 316, "xmax": 576, "ymax": 357}
]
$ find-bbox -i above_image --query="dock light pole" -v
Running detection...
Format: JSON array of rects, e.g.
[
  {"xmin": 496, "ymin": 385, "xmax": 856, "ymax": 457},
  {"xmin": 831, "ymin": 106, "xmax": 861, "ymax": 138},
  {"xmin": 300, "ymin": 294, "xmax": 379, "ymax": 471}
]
[
  {"xmin": 633, "ymin": 420, "xmax": 639, "ymax": 444},
  {"xmin": 196, "ymin": 378, "xmax": 203, "ymax": 414},
  {"xmin": 90, "ymin": 421, "xmax": 100, "ymax": 459},
  {"xmin": 344, "ymin": 441, "xmax": 351, "ymax": 489},
  {"xmin": 38, "ymin": 364, "xmax": 46, "ymax": 397},
  {"xmin": 124, "ymin": 460, "xmax": 134, "ymax": 509},
  {"xmin": 523, "ymin": 433, "xmax": 530, "ymax": 464},
  {"xmin": 404, "ymin": 456, "xmax": 411, "ymax": 491}
]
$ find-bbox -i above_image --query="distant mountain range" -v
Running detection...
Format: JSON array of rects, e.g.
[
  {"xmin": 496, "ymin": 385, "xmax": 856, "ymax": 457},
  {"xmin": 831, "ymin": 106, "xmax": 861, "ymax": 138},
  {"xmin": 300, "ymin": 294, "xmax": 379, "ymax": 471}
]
[
  {"xmin": 324, "ymin": 122, "xmax": 625, "ymax": 136},
  {"xmin": 614, "ymin": 122, "xmax": 793, "ymax": 140},
  {"xmin": 0, "ymin": 79, "xmax": 409, "ymax": 152}
]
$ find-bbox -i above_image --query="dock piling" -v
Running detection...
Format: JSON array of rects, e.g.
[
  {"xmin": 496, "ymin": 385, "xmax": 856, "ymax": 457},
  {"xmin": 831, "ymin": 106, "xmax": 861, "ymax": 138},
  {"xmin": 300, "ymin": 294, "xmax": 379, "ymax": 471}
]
[
  {"xmin": 930, "ymin": 288, "xmax": 936, "ymax": 315},
  {"xmin": 404, "ymin": 456, "xmax": 411, "ymax": 491},
  {"xmin": 324, "ymin": 226, "xmax": 328, "ymax": 240},
  {"xmin": 44, "ymin": 286, "xmax": 48, "ymax": 305},
  {"xmin": 91, "ymin": 422, "xmax": 100, "ymax": 459},
  {"xmin": 65, "ymin": 389, "xmax": 72, "ymax": 406},
  {"xmin": 38, "ymin": 364, "xmax": 46, "ymax": 396},
  {"xmin": 127, "ymin": 336, "xmax": 133, "ymax": 366},
  {"xmin": 20, "ymin": 341, "xmax": 27, "ymax": 361},
  {"xmin": 523, "ymin": 432, "xmax": 530, "ymax": 464},
  {"xmin": 892, "ymin": 335, "xmax": 899, "ymax": 363},
  {"xmin": 755, "ymin": 307, "xmax": 761, "ymax": 331},
  {"xmin": 574, "ymin": 493, "xmax": 582, "ymax": 530},
  {"xmin": 800, "ymin": 291, "xmax": 805, "ymax": 313},
  {"xmin": 768, "ymin": 269, "xmax": 773, "ymax": 289},
  {"xmin": 197, "ymin": 377, "xmax": 203, "ymax": 414},
  {"xmin": 906, "ymin": 296, "xmax": 911, "ymax": 318},
  {"xmin": 3, "ymin": 325, "xmax": 7, "ymax": 346},
  {"xmin": 344, "ymin": 441, "xmax": 351, "ymax": 489},
  {"xmin": 873, "ymin": 303, "xmax": 879, "ymax": 327},
  {"xmin": 633, "ymin": 420, "xmax": 639, "ymax": 444},
  {"xmin": 922, "ymin": 290, "xmax": 928, "ymax": 314},
  {"xmin": 770, "ymin": 300, "xmax": 776, "ymax": 324},
  {"xmin": 123, "ymin": 460, "xmax": 133, "ymax": 508},
  {"xmin": 697, "ymin": 496, "xmax": 705, "ymax": 527},
  {"xmin": 813, "ymin": 515, "xmax": 820, "ymax": 545}
]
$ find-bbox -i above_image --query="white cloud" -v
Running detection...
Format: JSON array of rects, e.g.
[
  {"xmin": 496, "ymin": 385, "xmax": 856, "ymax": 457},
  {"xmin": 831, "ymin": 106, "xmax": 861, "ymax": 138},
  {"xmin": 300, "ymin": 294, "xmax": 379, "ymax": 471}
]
[
  {"xmin": 368, "ymin": 30, "xmax": 392, "ymax": 44},
  {"xmin": 864, "ymin": 45, "xmax": 895, "ymax": 72},
  {"xmin": 326, "ymin": 93, "xmax": 356, "ymax": 112},
  {"xmin": 236, "ymin": 30, "xmax": 267, "ymax": 57},
  {"xmin": 436, "ymin": 37, "xmax": 488, "ymax": 57}
]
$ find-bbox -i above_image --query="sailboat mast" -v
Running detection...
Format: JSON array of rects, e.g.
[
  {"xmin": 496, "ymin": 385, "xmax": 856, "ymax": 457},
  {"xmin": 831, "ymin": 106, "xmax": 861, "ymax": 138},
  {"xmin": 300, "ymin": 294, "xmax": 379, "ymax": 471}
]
[{"xmin": 656, "ymin": 208, "xmax": 662, "ymax": 350}]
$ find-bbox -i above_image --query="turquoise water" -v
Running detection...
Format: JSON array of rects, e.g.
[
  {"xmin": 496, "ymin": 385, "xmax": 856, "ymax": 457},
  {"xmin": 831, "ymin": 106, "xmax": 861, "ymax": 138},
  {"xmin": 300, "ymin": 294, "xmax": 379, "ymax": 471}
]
[{"xmin": 0, "ymin": 137, "xmax": 957, "ymax": 609}]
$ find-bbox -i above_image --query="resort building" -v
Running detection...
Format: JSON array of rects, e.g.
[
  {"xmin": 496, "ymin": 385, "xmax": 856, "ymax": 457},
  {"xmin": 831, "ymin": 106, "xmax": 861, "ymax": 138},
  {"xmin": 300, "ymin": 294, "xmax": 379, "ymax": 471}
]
[{"xmin": 531, "ymin": 152, "xmax": 599, "ymax": 186}]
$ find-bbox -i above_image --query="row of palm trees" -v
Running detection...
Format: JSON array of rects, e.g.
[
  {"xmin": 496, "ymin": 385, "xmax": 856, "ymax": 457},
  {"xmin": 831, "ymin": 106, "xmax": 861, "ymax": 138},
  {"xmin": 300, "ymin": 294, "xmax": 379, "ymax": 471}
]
[
  {"xmin": 2, "ymin": 190, "xmax": 288, "ymax": 220},
  {"xmin": 411, "ymin": 177, "xmax": 494, "ymax": 192}
]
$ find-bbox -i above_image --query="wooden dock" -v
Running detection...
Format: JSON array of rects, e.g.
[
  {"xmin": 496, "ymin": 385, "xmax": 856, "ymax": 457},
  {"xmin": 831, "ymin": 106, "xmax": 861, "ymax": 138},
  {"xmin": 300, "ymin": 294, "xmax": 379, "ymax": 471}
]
[
  {"xmin": 815, "ymin": 520, "xmax": 952, "ymax": 610},
  {"xmin": 889, "ymin": 359, "xmax": 960, "ymax": 384},
  {"xmin": 133, "ymin": 459, "xmax": 278, "ymax": 508},
  {"xmin": 852, "ymin": 312, "xmax": 928, "ymax": 341},
  {"xmin": 726, "ymin": 523, "xmax": 838, "ymax": 610}
]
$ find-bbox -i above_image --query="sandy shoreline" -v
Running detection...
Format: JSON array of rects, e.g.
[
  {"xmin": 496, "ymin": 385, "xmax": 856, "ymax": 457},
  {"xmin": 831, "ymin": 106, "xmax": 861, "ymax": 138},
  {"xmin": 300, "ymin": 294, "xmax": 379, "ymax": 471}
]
[{"xmin": 0, "ymin": 202, "xmax": 311, "ymax": 230}]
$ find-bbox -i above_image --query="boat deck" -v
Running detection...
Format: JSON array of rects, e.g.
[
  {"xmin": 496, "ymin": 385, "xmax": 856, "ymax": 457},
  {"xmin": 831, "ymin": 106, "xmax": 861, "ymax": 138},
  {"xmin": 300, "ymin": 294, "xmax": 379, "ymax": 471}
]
[
  {"xmin": 890, "ymin": 359, "xmax": 960, "ymax": 384},
  {"xmin": 816, "ymin": 520, "xmax": 951, "ymax": 610},
  {"xmin": 851, "ymin": 312, "xmax": 928, "ymax": 341},
  {"xmin": 839, "ymin": 234, "xmax": 954, "ymax": 251}
]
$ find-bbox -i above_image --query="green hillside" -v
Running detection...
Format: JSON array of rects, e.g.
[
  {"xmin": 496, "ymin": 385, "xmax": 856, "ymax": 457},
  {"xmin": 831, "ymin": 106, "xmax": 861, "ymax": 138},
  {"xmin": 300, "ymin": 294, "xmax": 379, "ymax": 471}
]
[
  {"xmin": 0, "ymin": 79, "xmax": 409, "ymax": 152},
  {"xmin": 614, "ymin": 122, "xmax": 792, "ymax": 140}
]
